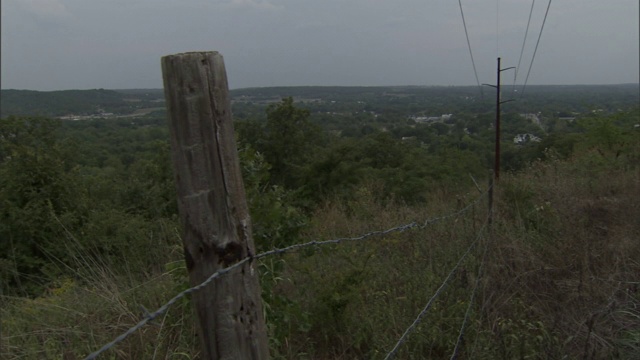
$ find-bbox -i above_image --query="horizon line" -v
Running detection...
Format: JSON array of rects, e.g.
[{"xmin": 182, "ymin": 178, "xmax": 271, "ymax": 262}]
[{"xmin": 2, "ymin": 82, "xmax": 639, "ymax": 92}]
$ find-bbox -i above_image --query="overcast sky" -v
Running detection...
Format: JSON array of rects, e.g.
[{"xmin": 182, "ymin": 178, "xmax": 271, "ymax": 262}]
[{"xmin": 2, "ymin": 0, "xmax": 638, "ymax": 90}]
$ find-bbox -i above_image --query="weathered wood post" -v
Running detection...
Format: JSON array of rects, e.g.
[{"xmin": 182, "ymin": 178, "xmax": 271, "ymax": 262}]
[{"xmin": 161, "ymin": 52, "xmax": 269, "ymax": 359}]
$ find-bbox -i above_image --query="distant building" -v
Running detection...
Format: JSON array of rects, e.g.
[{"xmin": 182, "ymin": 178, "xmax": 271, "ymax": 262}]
[
  {"xmin": 410, "ymin": 114, "xmax": 453, "ymax": 124},
  {"xmin": 514, "ymin": 133, "xmax": 542, "ymax": 145}
]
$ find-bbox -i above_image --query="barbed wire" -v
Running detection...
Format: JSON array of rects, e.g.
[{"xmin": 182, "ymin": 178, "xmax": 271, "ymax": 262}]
[
  {"xmin": 450, "ymin": 220, "xmax": 492, "ymax": 359},
  {"xmin": 421, "ymin": 185, "xmax": 491, "ymax": 228},
  {"xmin": 85, "ymin": 186, "xmax": 491, "ymax": 359},
  {"xmin": 383, "ymin": 216, "xmax": 490, "ymax": 360}
]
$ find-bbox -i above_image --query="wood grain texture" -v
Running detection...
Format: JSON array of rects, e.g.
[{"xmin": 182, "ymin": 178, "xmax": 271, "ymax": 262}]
[{"xmin": 161, "ymin": 52, "xmax": 269, "ymax": 360}]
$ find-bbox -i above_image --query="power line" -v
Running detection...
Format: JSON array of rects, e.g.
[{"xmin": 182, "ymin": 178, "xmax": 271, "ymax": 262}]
[
  {"xmin": 520, "ymin": 0, "xmax": 553, "ymax": 97},
  {"xmin": 383, "ymin": 216, "xmax": 490, "ymax": 360},
  {"xmin": 458, "ymin": 0, "xmax": 483, "ymax": 97},
  {"xmin": 513, "ymin": 0, "xmax": 537, "ymax": 93}
]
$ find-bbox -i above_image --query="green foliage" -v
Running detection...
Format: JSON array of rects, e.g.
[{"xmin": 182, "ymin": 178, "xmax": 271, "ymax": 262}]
[
  {"xmin": 2, "ymin": 87, "xmax": 639, "ymax": 358},
  {"xmin": 1, "ymin": 272, "xmax": 199, "ymax": 359},
  {"xmin": 482, "ymin": 312, "xmax": 561, "ymax": 359},
  {"xmin": 0, "ymin": 115, "xmax": 179, "ymax": 296},
  {"xmin": 237, "ymin": 143, "xmax": 311, "ymax": 357},
  {"xmin": 534, "ymin": 133, "xmax": 581, "ymax": 160},
  {"xmin": 261, "ymin": 97, "xmax": 321, "ymax": 188},
  {"xmin": 579, "ymin": 115, "xmax": 627, "ymax": 155},
  {"xmin": 239, "ymin": 144, "xmax": 306, "ymax": 250},
  {"xmin": 0, "ymin": 89, "xmax": 166, "ymax": 118},
  {"xmin": 0, "ymin": 117, "xmax": 80, "ymax": 294}
]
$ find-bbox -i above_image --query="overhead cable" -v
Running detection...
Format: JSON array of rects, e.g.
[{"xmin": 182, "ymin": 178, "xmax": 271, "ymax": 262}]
[
  {"xmin": 513, "ymin": 0, "xmax": 537, "ymax": 93},
  {"xmin": 458, "ymin": 0, "xmax": 483, "ymax": 97},
  {"xmin": 521, "ymin": 0, "xmax": 553, "ymax": 97}
]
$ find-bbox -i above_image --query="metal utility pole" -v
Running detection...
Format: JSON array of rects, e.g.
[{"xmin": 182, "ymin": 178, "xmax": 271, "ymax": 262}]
[{"xmin": 483, "ymin": 57, "xmax": 515, "ymax": 180}]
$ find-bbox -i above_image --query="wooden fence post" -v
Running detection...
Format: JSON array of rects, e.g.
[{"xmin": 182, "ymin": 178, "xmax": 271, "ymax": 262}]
[{"xmin": 161, "ymin": 51, "xmax": 269, "ymax": 359}]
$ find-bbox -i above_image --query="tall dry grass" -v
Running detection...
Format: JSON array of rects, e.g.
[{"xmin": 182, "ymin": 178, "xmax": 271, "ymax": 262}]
[
  {"xmin": 2, "ymin": 148, "xmax": 638, "ymax": 359},
  {"xmin": 482, "ymin": 151, "xmax": 640, "ymax": 359}
]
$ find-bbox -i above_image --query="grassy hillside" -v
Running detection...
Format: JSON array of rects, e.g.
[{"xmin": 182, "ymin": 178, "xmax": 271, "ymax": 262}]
[
  {"xmin": 1, "ymin": 88, "xmax": 638, "ymax": 358},
  {"xmin": 1, "ymin": 140, "xmax": 638, "ymax": 359}
]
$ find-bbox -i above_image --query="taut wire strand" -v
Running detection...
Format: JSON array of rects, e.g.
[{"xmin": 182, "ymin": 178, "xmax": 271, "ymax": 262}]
[
  {"xmin": 458, "ymin": 0, "xmax": 483, "ymax": 97},
  {"xmin": 85, "ymin": 186, "xmax": 491, "ymax": 359},
  {"xmin": 521, "ymin": 0, "xmax": 553, "ymax": 97},
  {"xmin": 449, "ymin": 221, "xmax": 492, "ymax": 359},
  {"xmin": 513, "ymin": 0, "xmax": 537, "ymax": 93},
  {"xmin": 383, "ymin": 215, "xmax": 490, "ymax": 360}
]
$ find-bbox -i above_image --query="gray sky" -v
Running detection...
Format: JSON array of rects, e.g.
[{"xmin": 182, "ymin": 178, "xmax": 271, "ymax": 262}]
[{"xmin": 2, "ymin": 0, "xmax": 638, "ymax": 90}]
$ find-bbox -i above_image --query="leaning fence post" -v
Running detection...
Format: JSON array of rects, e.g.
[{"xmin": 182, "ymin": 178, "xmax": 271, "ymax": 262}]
[{"xmin": 161, "ymin": 51, "xmax": 269, "ymax": 359}]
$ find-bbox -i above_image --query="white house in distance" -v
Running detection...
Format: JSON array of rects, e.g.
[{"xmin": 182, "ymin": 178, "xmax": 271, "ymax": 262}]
[
  {"xmin": 514, "ymin": 133, "xmax": 542, "ymax": 145},
  {"xmin": 410, "ymin": 114, "xmax": 453, "ymax": 124}
]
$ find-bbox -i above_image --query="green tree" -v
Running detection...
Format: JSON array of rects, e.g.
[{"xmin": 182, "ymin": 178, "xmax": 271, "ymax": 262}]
[
  {"xmin": 239, "ymin": 144, "xmax": 306, "ymax": 250},
  {"xmin": 0, "ymin": 117, "xmax": 79, "ymax": 295},
  {"xmin": 261, "ymin": 97, "xmax": 320, "ymax": 188},
  {"xmin": 580, "ymin": 115, "xmax": 625, "ymax": 156}
]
